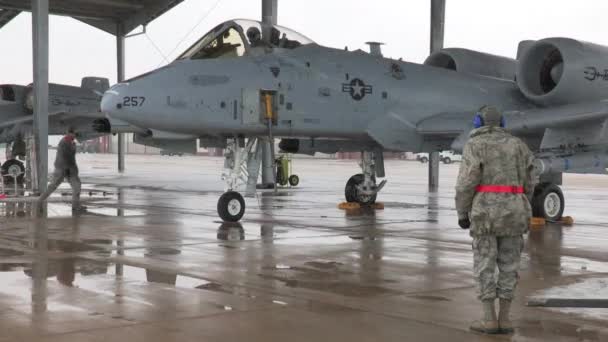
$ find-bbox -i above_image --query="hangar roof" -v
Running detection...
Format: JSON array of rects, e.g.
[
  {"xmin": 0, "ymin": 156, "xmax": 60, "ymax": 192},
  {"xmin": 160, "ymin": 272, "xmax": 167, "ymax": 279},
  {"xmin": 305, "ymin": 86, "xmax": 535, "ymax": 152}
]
[{"xmin": 0, "ymin": 0, "xmax": 185, "ymax": 35}]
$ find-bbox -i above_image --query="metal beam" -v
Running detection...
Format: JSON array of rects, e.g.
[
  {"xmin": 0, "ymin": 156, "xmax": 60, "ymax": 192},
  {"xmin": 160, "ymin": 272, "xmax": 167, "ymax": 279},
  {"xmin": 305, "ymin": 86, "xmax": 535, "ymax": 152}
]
[
  {"xmin": 262, "ymin": 0, "xmax": 278, "ymax": 25},
  {"xmin": 260, "ymin": 137, "xmax": 275, "ymax": 188},
  {"xmin": 117, "ymin": 26, "xmax": 126, "ymax": 173},
  {"xmin": 32, "ymin": 0, "xmax": 49, "ymax": 194},
  {"xmin": 76, "ymin": 0, "xmax": 144, "ymax": 10},
  {"xmin": 0, "ymin": 9, "xmax": 20, "ymax": 29},
  {"xmin": 259, "ymin": 0, "xmax": 278, "ymax": 188},
  {"xmin": 428, "ymin": 152, "xmax": 440, "ymax": 191},
  {"xmin": 430, "ymin": 0, "xmax": 446, "ymax": 53},
  {"xmin": 428, "ymin": 0, "xmax": 445, "ymax": 192}
]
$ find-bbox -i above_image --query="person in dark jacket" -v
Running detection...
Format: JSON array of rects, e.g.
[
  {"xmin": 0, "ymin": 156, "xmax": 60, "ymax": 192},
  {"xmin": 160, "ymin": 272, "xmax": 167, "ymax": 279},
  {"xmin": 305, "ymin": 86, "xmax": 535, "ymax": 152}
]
[{"xmin": 39, "ymin": 127, "xmax": 85, "ymax": 212}]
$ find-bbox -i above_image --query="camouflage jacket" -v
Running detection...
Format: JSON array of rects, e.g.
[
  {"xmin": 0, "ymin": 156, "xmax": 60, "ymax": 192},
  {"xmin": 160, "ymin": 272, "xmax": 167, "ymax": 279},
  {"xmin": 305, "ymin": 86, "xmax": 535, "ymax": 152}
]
[
  {"xmin": 455, "ymin": 126, "xmax": 537, "ymax": 237},
  {"xmin": 54, "ymin": 135, "xmax": 78, "ymax": 174}
]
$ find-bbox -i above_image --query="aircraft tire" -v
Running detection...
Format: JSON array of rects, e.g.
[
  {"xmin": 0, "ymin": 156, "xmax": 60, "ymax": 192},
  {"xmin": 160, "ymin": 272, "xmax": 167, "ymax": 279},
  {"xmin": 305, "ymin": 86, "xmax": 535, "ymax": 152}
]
[
  {"xmin": 1, "ymin": 159, "xmax": 25, "ymax": 185},
  {"xmin": 289, "ymin": 175, "xmax": 299, "ymax": 187},
  {"xmin": 532, "ymin": 183, "xmax": 564, "ymax": 222},
  {"xmin": 217, "ymin": 191, "xmax": 245, "ymax": 222},
  {"xmin": 345, "ymin": 174, "xmax": 377, "ymax": 205}
]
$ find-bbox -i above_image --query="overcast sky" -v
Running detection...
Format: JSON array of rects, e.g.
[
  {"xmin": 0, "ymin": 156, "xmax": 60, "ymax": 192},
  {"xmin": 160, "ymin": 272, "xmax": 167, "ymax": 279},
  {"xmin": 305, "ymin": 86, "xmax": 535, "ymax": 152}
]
[{"xmin": 1, "ymin": 0, "xmax": 608, "ymax": 86}]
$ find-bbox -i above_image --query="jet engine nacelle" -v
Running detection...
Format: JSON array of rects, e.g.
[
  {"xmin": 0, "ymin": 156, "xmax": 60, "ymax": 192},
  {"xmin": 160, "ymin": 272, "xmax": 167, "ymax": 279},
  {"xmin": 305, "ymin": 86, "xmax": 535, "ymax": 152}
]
[
  {"xmin": 0, "ymin": 85, "xmax": 28, "ymax": 107},
  {"xmin": 517, "ymin": 38, "xmax": 608, "ymax": 106},
  {"xmin": 424, "ymin": 48, "xmax": 516, "ymax": 80}
]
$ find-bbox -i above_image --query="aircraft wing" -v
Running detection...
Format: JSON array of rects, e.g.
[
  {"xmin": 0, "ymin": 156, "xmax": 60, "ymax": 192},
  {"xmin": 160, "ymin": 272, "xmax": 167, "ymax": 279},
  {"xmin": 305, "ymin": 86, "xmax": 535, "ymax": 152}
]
[
  {"xmin": 416, "ymin": 102, "xmax": 608, "ymax": 144},
  {"xmin": 414, "ymin": 102, "xmax": 608, "ymax": 174},
  {"xmin": 0, "ymin": 111, "xmax": 68, "ymax": 130}
]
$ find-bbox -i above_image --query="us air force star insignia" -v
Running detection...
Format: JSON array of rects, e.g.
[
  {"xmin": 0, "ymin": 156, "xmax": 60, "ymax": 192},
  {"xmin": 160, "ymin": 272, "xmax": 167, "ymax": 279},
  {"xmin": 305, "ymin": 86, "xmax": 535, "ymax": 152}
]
[{"xmin": 342, "ymin": 78, "xmax": 373, "ymax": 101}]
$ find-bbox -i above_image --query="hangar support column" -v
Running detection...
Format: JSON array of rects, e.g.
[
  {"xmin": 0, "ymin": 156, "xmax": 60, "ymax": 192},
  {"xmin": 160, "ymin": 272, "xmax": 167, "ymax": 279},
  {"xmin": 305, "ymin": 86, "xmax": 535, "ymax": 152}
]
[
  {"xmin": 259, "ymin": 0, "xmax": 278, "ymax": 188},
  {"xmin": 31, "ymin": 0, "xmax": 49, "ymax": 194},
  {"xmin": 428, "ymin": 0, "xmax": 445, "ymax": 192},
  {"xmin": 116, "ymin": 26, "xmax": 126, "ymax": 173}
]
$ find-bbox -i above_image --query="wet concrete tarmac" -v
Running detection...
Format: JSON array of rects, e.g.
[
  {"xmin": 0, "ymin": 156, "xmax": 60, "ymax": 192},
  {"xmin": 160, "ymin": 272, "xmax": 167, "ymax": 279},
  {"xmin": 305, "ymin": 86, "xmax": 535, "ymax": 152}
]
[{"xmin": 0, "ymin": 153, "xmax": 606, "ymax": 341}]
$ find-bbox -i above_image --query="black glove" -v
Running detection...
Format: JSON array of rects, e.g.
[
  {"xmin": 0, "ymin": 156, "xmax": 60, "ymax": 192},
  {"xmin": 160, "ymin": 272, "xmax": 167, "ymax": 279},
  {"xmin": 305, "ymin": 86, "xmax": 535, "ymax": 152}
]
[{"xmin": 458, "ymin": 218, "xmax": 471, "ymax": 229}]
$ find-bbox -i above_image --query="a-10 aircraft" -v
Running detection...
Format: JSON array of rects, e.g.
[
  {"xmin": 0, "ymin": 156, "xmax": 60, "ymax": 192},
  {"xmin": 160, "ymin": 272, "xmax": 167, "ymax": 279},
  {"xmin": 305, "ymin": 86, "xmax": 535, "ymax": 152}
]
[
  {"xmin": 0, "ymin": 77, "xmax": 109, "ymax": 181},
  {"xmin": 99, "ymin": 19, "xmax": 608, "ymax": 223}
]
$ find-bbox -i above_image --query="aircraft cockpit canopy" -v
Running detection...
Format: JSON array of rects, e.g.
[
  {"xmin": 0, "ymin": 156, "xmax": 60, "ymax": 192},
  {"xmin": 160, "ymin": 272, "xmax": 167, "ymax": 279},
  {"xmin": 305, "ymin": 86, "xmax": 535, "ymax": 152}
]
[{"xmin": 177, "ymin": 19, "xmax": 314, "ymax": 60}]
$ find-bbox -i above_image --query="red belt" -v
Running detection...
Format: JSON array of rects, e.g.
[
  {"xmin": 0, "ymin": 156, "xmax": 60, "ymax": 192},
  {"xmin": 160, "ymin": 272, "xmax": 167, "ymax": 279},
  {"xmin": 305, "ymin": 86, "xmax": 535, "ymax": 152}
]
[{"xmin": 475, "ymin": 185, "xmax": 524, "ymax": 194}]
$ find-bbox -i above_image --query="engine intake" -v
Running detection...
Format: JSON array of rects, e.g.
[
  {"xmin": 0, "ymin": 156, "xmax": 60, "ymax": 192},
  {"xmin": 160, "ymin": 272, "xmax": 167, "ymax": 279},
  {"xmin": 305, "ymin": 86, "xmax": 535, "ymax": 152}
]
[
  {"xmin": 517, "ymin": 38, "xmax": 608, "ymax": 106},
  {"xmin": 424, "ymin": 48, "xmax": 516, "ymax": 80}
]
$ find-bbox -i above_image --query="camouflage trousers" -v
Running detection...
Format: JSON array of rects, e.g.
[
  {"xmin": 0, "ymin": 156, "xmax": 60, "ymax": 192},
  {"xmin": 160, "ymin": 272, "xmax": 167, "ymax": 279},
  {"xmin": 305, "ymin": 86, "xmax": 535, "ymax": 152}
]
[
  {"xmin": 473, "ymin": 235, "xmax": 524, "ymax": 301},
  {"xmin": 39, "ymin": 168, "xmax": 81, "ymax": 209}
]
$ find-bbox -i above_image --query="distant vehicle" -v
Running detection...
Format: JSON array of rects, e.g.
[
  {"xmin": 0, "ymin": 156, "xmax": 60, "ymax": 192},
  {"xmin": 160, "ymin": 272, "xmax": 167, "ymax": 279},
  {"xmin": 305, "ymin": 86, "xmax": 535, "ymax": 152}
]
[
  {"xmin": 416, "ymin": 151, "xmax": 461, "ymax": 164},
  {"xmin": 76, "ymin": 140, "xmax": 100, "ymax": 154},
  {"xmin": 160, "ymin": 150, "xmax": 184, "ymax": 156},
  {"xmin": 416, "ymin": 153, "xmax": 429, "ymax": 163},
  {"xmin": 440, "ymin": 150, "xmax": 462, "ymax": 164}
]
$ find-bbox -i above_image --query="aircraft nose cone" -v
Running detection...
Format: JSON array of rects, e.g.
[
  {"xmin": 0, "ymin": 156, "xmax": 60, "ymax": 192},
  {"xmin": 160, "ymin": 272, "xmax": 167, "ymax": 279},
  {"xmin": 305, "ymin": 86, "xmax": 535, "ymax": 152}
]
[{"xmin": 101, "ymin": 84, "xmax": 126, "ymax": 116}]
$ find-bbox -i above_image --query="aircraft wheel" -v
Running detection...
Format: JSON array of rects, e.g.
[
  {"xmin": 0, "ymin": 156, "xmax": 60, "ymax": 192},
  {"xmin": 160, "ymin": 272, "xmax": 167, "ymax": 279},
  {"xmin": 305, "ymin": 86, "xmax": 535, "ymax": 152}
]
[
  {"xmin": 289, "ymin": 175, "xmax": 299, "ymax": 187},
  {"xmin": 532, "ymin": 183, "xmax": 564, "ymax": 222},
  {"xmin": 345, "ymin": 174, "xmax": 377, "ymax": 205},
  {"xmin": 217, "ymin": 191, "xmax": 245, "ymax": 222},
  {"xmin": 1, "ymin": 159, "xmax": 25, "ymax": 184}
]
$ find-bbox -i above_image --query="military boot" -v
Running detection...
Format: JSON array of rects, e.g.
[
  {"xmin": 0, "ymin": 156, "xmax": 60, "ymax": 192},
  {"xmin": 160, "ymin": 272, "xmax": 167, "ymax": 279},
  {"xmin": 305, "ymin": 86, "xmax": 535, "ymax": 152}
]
[
  {"xmin": 498, "ymin": 299, "xmax": 514, "ymax": 334},
  {"xmin": 470, "ymin": 300, "xmax": 499, "ymax": 334}
]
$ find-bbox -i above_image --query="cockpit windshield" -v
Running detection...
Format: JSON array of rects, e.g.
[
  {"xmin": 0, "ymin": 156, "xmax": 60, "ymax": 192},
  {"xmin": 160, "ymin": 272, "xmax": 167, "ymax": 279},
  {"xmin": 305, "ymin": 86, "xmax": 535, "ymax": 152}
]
[
  {"xmin": 177, "ymin": 19, "xmax": 314, "ymax": 60},
  {"xmin": 179, "ymin": 26, "xmax": 245, "ymax": 60}
]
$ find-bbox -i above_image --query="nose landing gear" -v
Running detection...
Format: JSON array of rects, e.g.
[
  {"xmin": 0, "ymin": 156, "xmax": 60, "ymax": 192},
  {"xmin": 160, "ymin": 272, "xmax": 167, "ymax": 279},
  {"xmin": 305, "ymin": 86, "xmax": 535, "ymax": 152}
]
[{"xmin": 217, "ymin": 191, "xmax": 246, "ymax": 222}]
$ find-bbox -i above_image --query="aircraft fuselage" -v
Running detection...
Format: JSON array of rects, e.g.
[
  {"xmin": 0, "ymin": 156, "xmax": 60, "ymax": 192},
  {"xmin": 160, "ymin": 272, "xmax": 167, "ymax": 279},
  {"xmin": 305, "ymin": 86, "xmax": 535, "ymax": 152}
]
[{"xmin": 102, "ymin": 44, "xmax": 535, "ymax": 152}]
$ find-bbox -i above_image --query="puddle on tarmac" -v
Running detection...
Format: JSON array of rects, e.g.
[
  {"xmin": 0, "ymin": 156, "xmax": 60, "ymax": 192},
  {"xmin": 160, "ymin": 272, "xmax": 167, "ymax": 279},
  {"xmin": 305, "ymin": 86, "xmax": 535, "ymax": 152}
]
[
  {"xmin": 258, "ymin": 272, "xmax": 397, "ymax": 297},
  {"xmin": 407, "ymin": 294, "xmax": 451, "ymax": 302},
  {"xmin": 516, "ymin": 319, "xmax": 605, "ymax": 341},
  {"xmin": 304, "ymin": 261, "xmax": 344, "ymax": 269},
  {"xmin": 46, "ymin": 205, "xmax": 146, "ymax": 218},
  {"xmin": 273, "ymin": 235, "xmax": 354, "ymax": 246},
  {"xmin": 528, "ymin": 277, "xmax": 608, "ymax": 321},
  {"xmin": 258, "ymin": 260, "xmax": 396, "ymax": 297},
  {"xmin": 0, "ymin": 258, "xmax": 222, "ymax": 308},
  {"xmin": 381, "ymin": 202, "xmax": 427, "ymax": 209}
]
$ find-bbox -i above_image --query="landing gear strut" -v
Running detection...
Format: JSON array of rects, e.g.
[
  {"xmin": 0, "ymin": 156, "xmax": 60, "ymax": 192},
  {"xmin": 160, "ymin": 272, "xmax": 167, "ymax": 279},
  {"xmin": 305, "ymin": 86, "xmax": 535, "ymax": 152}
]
[
  {"xmin": 344, "ymin": 151, "xmax": 386, "ymax": 205},
  {"xmin": 217, "ymin": 138, "xmax": 263, "ymax": 222},
  {"xmin": 532, "ymin": 183, "xmax": 565, "ymax": 222}
]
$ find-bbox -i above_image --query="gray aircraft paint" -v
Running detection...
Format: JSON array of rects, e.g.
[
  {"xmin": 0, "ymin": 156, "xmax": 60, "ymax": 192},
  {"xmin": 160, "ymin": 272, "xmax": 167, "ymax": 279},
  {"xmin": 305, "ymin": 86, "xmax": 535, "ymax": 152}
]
[{"xmin": 101, "ymin": 19, "xmax": 608, "ymax": 174}]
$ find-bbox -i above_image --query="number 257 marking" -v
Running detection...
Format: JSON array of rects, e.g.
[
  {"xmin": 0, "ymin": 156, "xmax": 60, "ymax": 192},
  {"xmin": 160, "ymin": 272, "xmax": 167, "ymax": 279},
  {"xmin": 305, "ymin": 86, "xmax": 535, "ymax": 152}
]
[{"xmin": 123, "ymin": 96, "xmax": 146, "ymax": 107}]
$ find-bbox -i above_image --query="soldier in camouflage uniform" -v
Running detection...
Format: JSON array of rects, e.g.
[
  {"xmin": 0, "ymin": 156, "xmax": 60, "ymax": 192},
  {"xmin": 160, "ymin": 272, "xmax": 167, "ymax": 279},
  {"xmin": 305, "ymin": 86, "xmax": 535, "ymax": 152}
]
[
  {"xmin": 455, "ymin": 106, "xmax": 537, "ymax": 334},
  {"xmin": 39, "ymin": 127, "xmax": 86, "ymax": 213}
]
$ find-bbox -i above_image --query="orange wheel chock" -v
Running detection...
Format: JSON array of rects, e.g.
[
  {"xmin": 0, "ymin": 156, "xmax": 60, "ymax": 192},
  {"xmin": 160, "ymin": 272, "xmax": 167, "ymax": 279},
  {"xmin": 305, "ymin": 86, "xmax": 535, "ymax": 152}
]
[
  {"xmin": 339, "ymin": 202, "xmax": 361, "ymax": 210},
  {"xmin": 530, "ymin": 217, "xmax": 546, "ymax": 227},
  {"xmin": 372, "ymin": 202, "xmax": 385, "ymax": 210}
]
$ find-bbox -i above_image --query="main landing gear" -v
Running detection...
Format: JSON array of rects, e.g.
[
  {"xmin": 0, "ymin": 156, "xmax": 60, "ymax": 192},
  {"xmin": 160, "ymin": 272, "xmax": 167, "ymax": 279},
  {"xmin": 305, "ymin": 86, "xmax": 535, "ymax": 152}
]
[
  {"xmin": 532, "ymin": 183, "xmax": 564, "ymax": 222},
  {"xmin": 344, "ymin": 151, "xmax": 387, "ymax": 205},
  {"xmin": 1, "ymin": 159, "xmax": 25, "ymax": 185}
]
